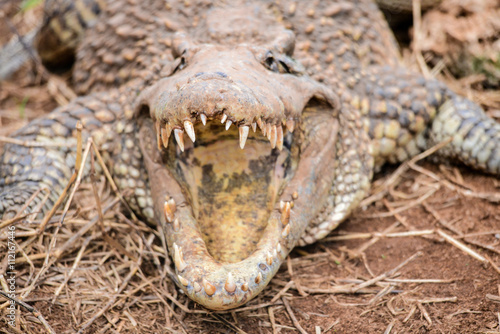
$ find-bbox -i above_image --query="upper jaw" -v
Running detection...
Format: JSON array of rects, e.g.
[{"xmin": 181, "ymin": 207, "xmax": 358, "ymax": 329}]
[{"xmin": 136, "ymin": 45, "xmax": 338, "ymax": 153}]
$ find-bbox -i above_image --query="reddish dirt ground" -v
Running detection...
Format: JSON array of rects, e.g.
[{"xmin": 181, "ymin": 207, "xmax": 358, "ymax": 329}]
[{"xmin": 0, "ymin": 1, "xmax": 499, "ymax": 333}]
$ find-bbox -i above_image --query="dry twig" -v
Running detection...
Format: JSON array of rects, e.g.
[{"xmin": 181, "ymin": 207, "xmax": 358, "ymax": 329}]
[{"xmin": 282, "ymin": 297, "xmax": 308, "ymax": 334}]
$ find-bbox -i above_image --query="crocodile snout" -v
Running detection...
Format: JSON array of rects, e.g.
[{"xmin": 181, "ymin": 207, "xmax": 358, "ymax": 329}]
[{"xmin": 136, "ymin": 45, "xmax": 338, "ymax": 153}]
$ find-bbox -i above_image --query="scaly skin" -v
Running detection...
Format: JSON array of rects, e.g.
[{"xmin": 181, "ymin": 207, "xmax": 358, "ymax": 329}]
[{"xmin": 1, "ymin": 0, "xmax": 499, "ymax": 310}]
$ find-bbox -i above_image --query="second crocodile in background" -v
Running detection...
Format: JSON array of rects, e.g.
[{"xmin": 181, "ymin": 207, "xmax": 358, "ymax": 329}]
[{"xmin": 0, "ymin": 0, "xmax": 499, "ymax": 310}]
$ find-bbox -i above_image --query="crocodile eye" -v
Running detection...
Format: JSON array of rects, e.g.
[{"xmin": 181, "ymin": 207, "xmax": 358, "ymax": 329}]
[
  {"xmin": 263, "ymin": 51, "xmax": 290, "ymax": 74},
  {"xmin": 172, "ymin": 53, "xmax": 188, "ymax": 74}
]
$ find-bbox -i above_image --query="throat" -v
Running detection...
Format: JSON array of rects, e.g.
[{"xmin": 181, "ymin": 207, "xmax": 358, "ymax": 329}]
[{"xmin": 170, "ymin": 125, "xmax": 289, "ymax": 263}]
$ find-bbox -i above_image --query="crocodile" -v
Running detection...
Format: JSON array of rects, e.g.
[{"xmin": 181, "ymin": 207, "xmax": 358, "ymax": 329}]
[{"xmin": 1, "ymin": 0, "xmax": 499, "ymax": 310}]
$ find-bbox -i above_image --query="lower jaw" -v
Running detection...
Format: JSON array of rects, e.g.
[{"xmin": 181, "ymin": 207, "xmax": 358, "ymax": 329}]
[{"xmin": 138, "ymin": 108, "xmax": 339, "ymax": 310}]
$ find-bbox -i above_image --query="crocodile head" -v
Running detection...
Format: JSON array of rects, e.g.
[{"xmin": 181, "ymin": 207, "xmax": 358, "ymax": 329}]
[{"xmin": 135, "ymin": 20, "xmax": 340, "ymax": 310}]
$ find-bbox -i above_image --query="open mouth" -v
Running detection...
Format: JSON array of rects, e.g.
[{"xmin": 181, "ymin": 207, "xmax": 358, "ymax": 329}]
[
  {"xmin": 134, "ymin": 42, "xmax": 340, "ymax": 310},
  {"xmin": 157, "ymin": 116, "xmax": 295, "ymax": 264}
]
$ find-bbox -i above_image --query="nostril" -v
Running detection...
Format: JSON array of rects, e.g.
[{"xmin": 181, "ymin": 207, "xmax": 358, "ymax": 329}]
[
  {"xmin": 215, "ymin": 71, "xmax": 228, "ymax": 78},
  {"xmin": 190, "ymin": 72, "xmax": 228, "ymax": 81}
]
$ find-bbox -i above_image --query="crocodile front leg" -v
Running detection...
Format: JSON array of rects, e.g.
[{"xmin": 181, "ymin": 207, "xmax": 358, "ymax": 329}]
[
  {"xmin": 428, "ymin": 96, "xmax": 500, "ymax": 173},
  {"xmin": 0, "ymin": 93, "xmax": 121, "ymax": 219},
  {"xmin": 353, "ymin": 66, "xmax": 500, "ymax": 174},
  {"xmin": 299, "ymin": 66, "xmax": 500, "ymax": 246}
]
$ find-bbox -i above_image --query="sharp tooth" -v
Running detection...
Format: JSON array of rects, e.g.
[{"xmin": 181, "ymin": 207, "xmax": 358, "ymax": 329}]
[
  {"xmin": 262, "ymin": 122, "xmax": 267, "ymax": 136},
  {"xmin": 173, "ymin": 243, "xmax": 187, "ymax": 272},
  {"xmin": 277, "ymin": 243, "xmax": 282, "ymax": 254},
  {"xmin": 174, "ymin": 129, "xmax": 185, "ymax": 152},
  {"xmin": 225, "ymin": 120, "xmax": 232, "ymax": 130},
  {"xmin": 202, "ymin": 278, "xmax": 216, "ymax": 296},
  {"xmin": 239, "ymin": 125, "xmax": 249, "ymax": 149},
  {"xmin": 200, "ymin": 114, "xmax": 207, "ymax": 126},
  {"xmin": 155, "ymin": 122, "xmax": 162, "ymax": 150},
  {"xmin": 161, "ymin": 126, "xmax": 170, "ymax": 148},
  {"xmin": 281, "ymin": 201, "xmax": 291, "ymax": 225},
  {"xmin": 276, "ymin": 125, "xmax": 283, "ymax": 150},
  {"xmin": 224, "ymin": 273, "xmax": 236, "ymax": 293},
  {"xmin": 256, "ymin": 117, "xmax": 263, "ymax": 131},
  {"xmin": 173, "ymin": 218, "xmax": 180, "ymax": 232},
  {"xmin": 251, "ymin": 122, "xmax": 257, "ymax": 132},
  {"xmin": 241, "ymin": 282, "xmax": 249, "ymax": 291},
  {"xmin": 255, "ymin": 272, "xmax": 262, "ymax": 284},
  {"xmin": 270, "ymin": 125, "xmax": 277, "ymax": 148},
  {"xmin": 221, "ymin": 113, "xmax": 228, "ymax": 123},
  {"xmin": 267, "ymin": 123, "xmax": 272, "ymax": 140},
  {"xmin": 286, "ymin": 119, "xmax": 295, "ymax": 133},
  {"xmin": 164, "ymin": 197, "xmax": 176, "ymax": 223},
  {"xmin": 194, "ymin": 282, "xmax": 202, "ymax": 292},
  {"xmin": 266, "ymin": 252, "xmax": 273, "ymax": 266},
  {"xmin": 282, "ymin": 224, "xmax": 290, "ymax": 238},
  {"xmin": 178, "ymin": 275, "xmax": 189, "ymax": 286},
  {"xmin": 184, "ymin": 120, "xmax": 196, "ymax": 142},
  {"xmin": 168, "ymin": 198, "xmax": 176, "ymax": 210},
  {"xmin": 280, "ymin": 200, "xmax": 286, "ymax": 211}
]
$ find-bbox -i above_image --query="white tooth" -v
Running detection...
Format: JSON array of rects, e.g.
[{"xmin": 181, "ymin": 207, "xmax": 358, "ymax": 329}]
[
  {"xmin": 173, "ymin": 243, "xmax": 187, "ymax": 272},
  {"xmin": 168, "ymin": 198, "xmax": 176, "ymax": 210},
  {"xmin": 280, "ymin": 200, "xmax": 286, "ymax": 211},
  {"xmin": 174, "ymin": 129, "xmax": 185, "ymax": 152},
  {"xmin": 286, "ymin": 119, "xmax": 295, "ymax": 133},
  {"xmin": 203, "ymin": 278, "xmax": 216, "ymax": 296},
  {"xmin": 178, "ymin": 275, "xmax": 189, "ymax": 286},
  {"xmin": 281, "ymin": 201, "xmax": 291, "ymax": 225},
  {"xmin": 262, "ymin": 122, "xmax": 267, "ymax": 136},
  {"xmin": 277, "ymin": 243, "xmax": 282, "ymax": 254},
  {"xmin": 221, "ymin": 114, "xmax": 228, "ymax": 123},
  {"xmin": 278, "ymin": 98, "xmax": 285, "ymax": 113},
  {"xmin": 225, "ymin": 272, "xmax": 236, "ymax": 293},
  {"xmin": 200, "ymin": 114, "xmax": 207, "ymax": 126},
  {"xmin": 277, "ymin": 125, "xmax": 283, "ymax": 150},
  {"xmin": 173, "ymin": 218, "xmax": 180, "ymax": 232},
  {"xmin": 255, "ymin": 272, "xmax": 262, "ymax": 284},
  {"xmin": 239, "ymin": 125, "xmax": 249, "ymax": 149},
  {"xmin": 164, "ymin": 197, "xmax": 176, "ymax": 223},
  {"xmin": 267, "ymin": 123, "xmax": 272, "ymax": 140},
  {"xmin": 161, "ymin": 126, "xmax": 170, "ymax": 148},
  {"xmin": 256, "ymin": 117, "xmax": 264, "ymax": 131},
  {"xmin": 251, "ymin": 122, "xmax": 257, "ymax": 132},
  {"xmin": 266, "ymin": 251, "xmax": 273, "ymax": 266},
  {"xmin": 270, "ymin": 125, "xmax": 277, "ymax": 148},
  {"xmin": 225, "ymin": 120, "xmax": 232, "ymax": 130},
  {"xmin": 184, "ymin": 120, "xmax": 196, "ymax": 142},
  {"xmin": 282, "ymin": 224, "xmax": 290, "ymax": 238}
]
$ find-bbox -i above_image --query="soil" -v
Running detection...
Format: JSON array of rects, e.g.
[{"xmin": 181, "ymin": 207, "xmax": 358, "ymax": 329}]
[{"xmin": 0, "ymin": 1, "xmax": 499, "ymax": 333}]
